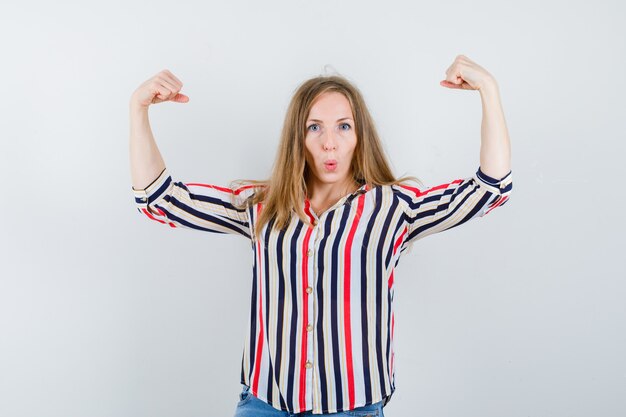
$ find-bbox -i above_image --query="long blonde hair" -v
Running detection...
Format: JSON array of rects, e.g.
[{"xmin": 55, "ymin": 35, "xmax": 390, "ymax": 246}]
[{"xmin": 232, "ymin": 74, "xmax": 423, "ymax": 241}]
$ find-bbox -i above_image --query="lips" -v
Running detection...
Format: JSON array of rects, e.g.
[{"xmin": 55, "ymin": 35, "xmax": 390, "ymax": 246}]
[{"xmin": 324, "ymin": 160, "xmax": 337, "ymax": 171}]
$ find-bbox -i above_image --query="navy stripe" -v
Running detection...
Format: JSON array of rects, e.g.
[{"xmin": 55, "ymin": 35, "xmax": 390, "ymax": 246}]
[
  {"xmin": 375, "ymin": 192, "xmax": 397, "ymax": 396},
  {"xmin": 249, "ymin": 227, "xmax": 258, "ymax": 384},
  {"xmin": 150, "ymin": 206, "xmax": 230, "ymax": 235},
  {"xmin": 360, "ymin": 189, "xmax": 383, "ymax": 404},
  {"xmin": 384, "ymin": 217, "xmax": 405, "ymax": 269},
  {"xmin": 454, "ymin": 192, "xmax": 493, "ymax": 226},
  {"xmin": 286, "ymin": 221, "xmax": 304, "ymax": 411},
  {"xmin": 163, "ymin": 195, "xmax": 249, "ymax": 234},
  {"xmin": 241, "ymin": 351, "xmax": 246, "ymax": 385},
  {"xmin": 263, "ymin": 218, "xmax": 274, "ymax": 403},
  {"xmin": 273, "ymin": 222, "xmax": 288, "ymax": 411},
  {"xmin": 316, "ymin": 210, "xmax": 335, "ymax": 412},
  {"xmin": 178, "ymin": 184, "xmax": 248, "ymax": 213},
  {"xmin": 476, "ymin": 167, "xmax": 511, "ymax": 184},
  {"xmin": 385, "ymin": 290, "xmax": 392, "ymax": 391},
  {"xmin": 404, "ymin": 184, "xmax": 481, "ymax": 242},
  {"xmin": 399, "ymin": 181, "xmax": 473, "ymax": 212},
  {"xmin": 330, "ymin": 204, "xmax": 352, "ymax": 411},
  {"xmin": 148, "ymin": 173, "xmax": 172, "ymax": 204}
]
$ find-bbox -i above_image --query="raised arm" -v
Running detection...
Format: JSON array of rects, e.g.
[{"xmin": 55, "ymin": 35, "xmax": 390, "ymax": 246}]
[
  {"xmin": 129, "ymin": 69, "xmax": 188, "ymax": 189},
  {"xmin": 393, "ymin": 56, "xmax": 513, "ymax": 246},
  {"xmin": 440, "ymin": 54, "xmax": 512, "ymax": 179},
  {"xmin": 128, "ymin": 70, "xmax": 260, "ymax": 239}
]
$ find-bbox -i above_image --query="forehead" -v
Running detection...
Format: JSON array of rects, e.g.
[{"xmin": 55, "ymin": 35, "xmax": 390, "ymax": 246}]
[{"xmin": 307, "ymin": 91, "xmax": 353, "ymax": 119}]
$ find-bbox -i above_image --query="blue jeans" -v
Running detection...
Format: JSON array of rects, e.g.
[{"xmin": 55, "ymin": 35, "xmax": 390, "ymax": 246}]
[{"xmin": 233, "ymin": 384, "xmax": 385, "ymax": 416}]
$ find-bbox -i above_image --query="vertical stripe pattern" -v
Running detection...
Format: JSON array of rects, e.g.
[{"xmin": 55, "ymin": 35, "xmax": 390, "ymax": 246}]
[{"xmin": 132, "ymin": 166, "xmax": 513, "ymax": 414}]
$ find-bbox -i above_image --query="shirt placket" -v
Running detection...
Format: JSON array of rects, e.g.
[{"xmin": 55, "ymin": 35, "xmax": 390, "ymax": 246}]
[
  {"xmin": 303, "ymin": 192, "xmax": 361, "ymax": 413},
  {"xmin": 304, "ymin": 212, "xmax": 319, "ymax": 412}
]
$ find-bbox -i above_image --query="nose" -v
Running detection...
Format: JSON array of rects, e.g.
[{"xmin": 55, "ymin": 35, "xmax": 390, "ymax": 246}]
[{"xmin": 323, "ymin": 131, "xmax": 337, "ymax": 151}]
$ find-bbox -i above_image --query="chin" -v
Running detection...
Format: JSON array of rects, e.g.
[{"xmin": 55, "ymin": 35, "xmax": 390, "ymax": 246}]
[{"xmin": 321, "ymin": 173, "xmax": 348, "ymax": 184}]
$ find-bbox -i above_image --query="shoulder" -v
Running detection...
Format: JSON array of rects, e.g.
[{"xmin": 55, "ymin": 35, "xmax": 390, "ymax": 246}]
[
  {"xmin": 233, "ymin": 183, "xmax": 267, "ymax": 195},
  {"xmin": 232, "ymin": 183, "xmax": 267, "ymax": 207},
  {"xmin": 387, "ymin": 182, "xmax": 430, "ymax": 215},
  {"xmin": 365, "ymin": 183, "xmax": 418, "ymax": 212},
  {"xmin": 388, "ymin": 182, "xmax": 425, "ymax": 201}
]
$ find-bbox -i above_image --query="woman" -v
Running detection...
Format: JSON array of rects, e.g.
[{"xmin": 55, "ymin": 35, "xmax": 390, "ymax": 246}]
[{"xmin": 129, "ymin": 54, "xmax": 512, "ymax": 416}]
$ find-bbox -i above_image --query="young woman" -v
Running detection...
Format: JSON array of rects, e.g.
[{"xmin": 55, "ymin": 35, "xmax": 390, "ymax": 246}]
[{"xmin": 129, "ymin": 55, "xmax": 512, "ymax": 416}]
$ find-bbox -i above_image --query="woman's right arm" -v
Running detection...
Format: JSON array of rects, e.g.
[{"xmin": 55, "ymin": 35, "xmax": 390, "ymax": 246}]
[
  {"xmin": 129, "ymin": 70, "xmax": 259, "ymax": 239},
  {"xmin": 129, "ymin": 69, "xmax": 186, "ymax": 190}
]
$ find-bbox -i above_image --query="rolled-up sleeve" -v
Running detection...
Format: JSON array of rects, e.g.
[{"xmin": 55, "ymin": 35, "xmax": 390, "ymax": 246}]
[
  {"xmin": 395, "ymin": 166, "xmax": 512, "ymax": 245},
  {"xmin": 131, "ymin": 167, "xmax": 259, "ymax": 239},
  {"xmin": 132, "ymin": 168, "xmax": 171, "ymax": 211}
]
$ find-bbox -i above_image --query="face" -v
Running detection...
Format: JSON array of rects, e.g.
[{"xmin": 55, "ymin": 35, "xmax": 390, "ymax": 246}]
[{"xmin": 304, "ymin": 91, "xmax": 357, "ymax": 190}]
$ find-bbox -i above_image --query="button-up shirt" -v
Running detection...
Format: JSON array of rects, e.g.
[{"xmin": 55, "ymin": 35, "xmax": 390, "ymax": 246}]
[{"xmin": 132, "ymin": 166, "xmax": 513, "ymax": 414}]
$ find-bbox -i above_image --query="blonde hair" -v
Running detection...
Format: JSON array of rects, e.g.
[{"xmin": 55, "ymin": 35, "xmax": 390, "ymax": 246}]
[{"xmin": 232, "ymin": 73, "xmax": 423, "ymax": 241}]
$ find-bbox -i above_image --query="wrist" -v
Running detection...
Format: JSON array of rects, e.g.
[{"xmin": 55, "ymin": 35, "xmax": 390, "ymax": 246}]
[
  {"xmin": 129, "ymin": 91, "xmax": 151, "ymax": 111},
  {"xmin": 479, "ymin": 78, "xmax": 500, "ymax": 97},
  {"xmin": 130, "ymin": 100, "xmax": 150, "ymax": 115}
]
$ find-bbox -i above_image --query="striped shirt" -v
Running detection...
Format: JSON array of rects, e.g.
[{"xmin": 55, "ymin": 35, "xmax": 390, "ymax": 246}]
[{"xmin": 132, "ymin": 166, "xmax": 513, "ymax": 414}]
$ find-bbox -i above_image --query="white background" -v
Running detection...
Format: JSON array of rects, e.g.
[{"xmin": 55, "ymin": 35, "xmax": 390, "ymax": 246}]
[{"xmin": 1, "ymin": 1, "xmax": 624, "ymax": 416}]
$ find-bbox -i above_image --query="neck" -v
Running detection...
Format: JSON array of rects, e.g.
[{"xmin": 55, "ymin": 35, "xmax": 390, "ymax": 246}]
[{"xmin": 306, "ymin": 176, "xmax": 360, "ymax": 214}]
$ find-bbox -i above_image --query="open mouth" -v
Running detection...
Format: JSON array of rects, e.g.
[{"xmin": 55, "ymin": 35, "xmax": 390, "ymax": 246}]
[{"xmin": 324, "ymin": 161, "xmax": 337, "ymax": 171}]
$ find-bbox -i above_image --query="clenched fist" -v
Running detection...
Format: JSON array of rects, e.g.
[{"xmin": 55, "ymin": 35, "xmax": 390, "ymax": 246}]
[
  {"xmin": 130, "ymin": 69, "xmax": 189, "ymax": 109},
  {"xmin": 439, "ymin": 55, "xmax": 497, "ymax": 91}
]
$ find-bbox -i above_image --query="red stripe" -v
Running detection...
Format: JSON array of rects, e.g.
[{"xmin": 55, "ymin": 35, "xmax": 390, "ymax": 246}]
[
  {"xmin": 154, "ymin": 207, "xmax": 176, "ymax": 227},
  {"xmin": 485, "ymin": 195, "xmax": 508, "ymax": 216},
  {"xmin": 303, "ymin": 199, "xmax": 316, "ymax": 224},
  {"xmin": 299, "ymin": 200, "xmax": 315, "ymax": 410},
  {"xmin": 251, "ymin": 204, "xmax": 264, "ymax": 395},
  {"xmin": 388, "ymin": 227, "xmax": 407, "ymax": 288},
  {"xmin": 141, "ymin": 208, "xmax": 166, "ymax": 224},
  {"xmin": 184, "ymin": 182, "xmax": 262, "ymax": 195},
  {"xmin": 393, "ymin": 227, "xmax": 407, "ymax": 253},
  {"xmin": 343, "ymin": 193, "xmax": 365, "ymax": 410},
  {"xmin": 399, "ymin": 179, "xmax": 462, "ymax": 198},
  {"xmin": 488, "ymin": 195, "xmax": 501, "ymax": 208}
]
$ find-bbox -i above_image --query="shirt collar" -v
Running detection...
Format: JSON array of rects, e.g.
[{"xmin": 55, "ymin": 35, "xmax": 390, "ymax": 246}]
[{"xmin": 303, "ymin": 182, "xmax": 370, "ymax": 218}]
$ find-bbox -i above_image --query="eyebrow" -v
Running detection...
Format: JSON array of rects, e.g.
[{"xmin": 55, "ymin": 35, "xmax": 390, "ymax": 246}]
[{"xmin": 306, "ymin": 117, "xmax": 353, "ymax": 123}]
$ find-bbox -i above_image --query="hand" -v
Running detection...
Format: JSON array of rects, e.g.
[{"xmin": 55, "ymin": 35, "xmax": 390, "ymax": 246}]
[
  {"xmin": 440, "ymin": 55, "xmax": 496, "ymax": 91},
  {"xmin": 130, "ymin": 69, "xmax": 189, "ymax": 109}
]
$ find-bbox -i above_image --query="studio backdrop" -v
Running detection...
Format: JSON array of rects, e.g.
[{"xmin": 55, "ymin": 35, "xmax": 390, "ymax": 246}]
[{"xmin": 1, "ymin": 1, "xmax": 624, "ymax": 417}]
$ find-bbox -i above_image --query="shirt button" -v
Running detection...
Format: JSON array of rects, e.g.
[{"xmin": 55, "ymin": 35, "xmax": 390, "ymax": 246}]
[
  {"xmin": 305, "ymin": 361, "xmax": 312, "ymax": 369},
  {"xmin": 307, "ymin": 249, "xmax": 313, "ymax": 257},
  {"xmin": 305, "ymin": 286, "xmax": 313, "ymax": 294},
  {"xmin": 306, "ymin": 324, "xmax": 313, "ymax": 332}
]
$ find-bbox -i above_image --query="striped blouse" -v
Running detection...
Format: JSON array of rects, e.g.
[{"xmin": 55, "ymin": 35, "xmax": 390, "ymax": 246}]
[{"xmin": 132, "ymin": 166, "xmax": 513, "ymax": 414}]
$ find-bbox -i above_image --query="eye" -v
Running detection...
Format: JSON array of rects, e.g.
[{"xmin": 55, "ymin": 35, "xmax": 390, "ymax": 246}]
[
  {"xmin": 340, "ymin": 123, "xmax": 352, "ymax": 131},
  {"xmin": 307, "ymin": 123, "xmax": 320, "ymax": 132}
]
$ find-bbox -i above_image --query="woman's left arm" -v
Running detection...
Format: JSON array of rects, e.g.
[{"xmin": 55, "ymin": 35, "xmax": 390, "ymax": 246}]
[
  {"xmin": 478, "ymin": 81, "xmax": 511, "ymax": 178},
  {"xmin": 390, "ymin": 56, "xmax": 514, "ymax": 246},
  {"xmin": 441, "ymin": 54, "xmax": 512, "ymax": 179}
]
